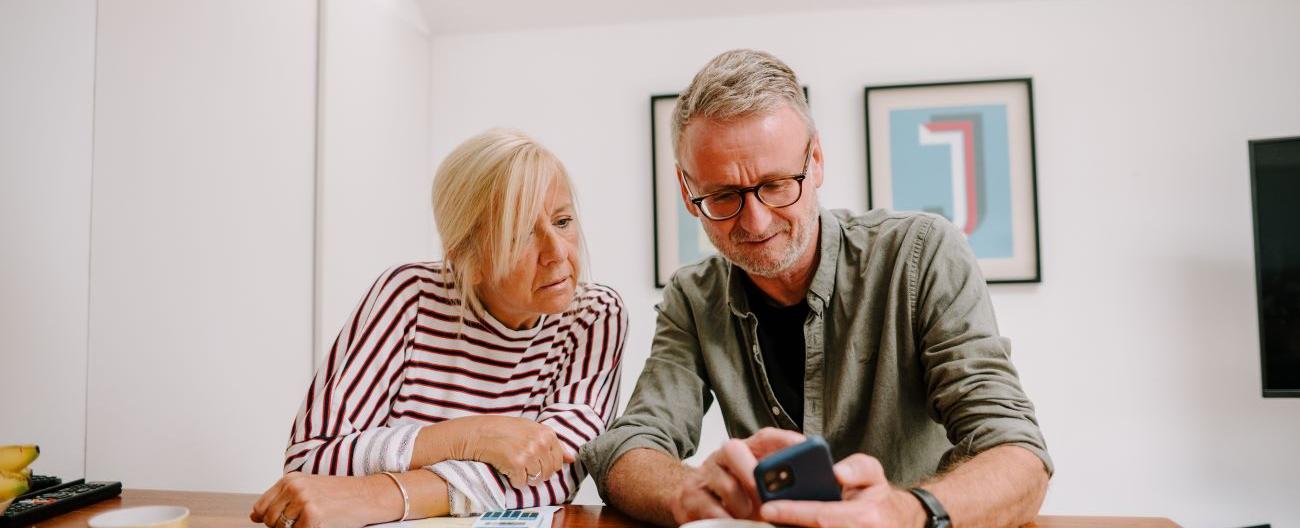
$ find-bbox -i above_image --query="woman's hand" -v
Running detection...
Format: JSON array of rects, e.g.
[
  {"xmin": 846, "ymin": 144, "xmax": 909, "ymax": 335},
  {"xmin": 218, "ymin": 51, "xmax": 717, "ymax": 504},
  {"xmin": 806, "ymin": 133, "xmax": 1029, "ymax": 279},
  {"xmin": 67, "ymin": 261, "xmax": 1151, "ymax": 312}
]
[
  {"xmin": 250, "ymin": 472, "xmax": 400, "ymax": 528},
  {"xmin": 424, "ymin": 415, "xmax": 573, "ymax": 488}
]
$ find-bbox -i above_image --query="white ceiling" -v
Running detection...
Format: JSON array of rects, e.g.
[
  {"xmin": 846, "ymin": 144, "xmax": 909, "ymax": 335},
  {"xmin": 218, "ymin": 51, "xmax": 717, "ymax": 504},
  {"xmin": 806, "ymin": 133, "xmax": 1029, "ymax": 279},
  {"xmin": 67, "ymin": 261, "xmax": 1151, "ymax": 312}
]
[{"xmin": 416, "ymin": 0, "xmax": 994, "ymax": 36}]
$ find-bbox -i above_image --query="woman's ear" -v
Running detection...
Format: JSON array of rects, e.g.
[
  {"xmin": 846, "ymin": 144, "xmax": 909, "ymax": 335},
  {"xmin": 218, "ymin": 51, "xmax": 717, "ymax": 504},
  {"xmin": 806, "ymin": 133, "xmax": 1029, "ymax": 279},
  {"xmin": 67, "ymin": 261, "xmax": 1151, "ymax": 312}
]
[{"xmin": 469, "ymin": 264, "xmax": 484, "ymax": 286}]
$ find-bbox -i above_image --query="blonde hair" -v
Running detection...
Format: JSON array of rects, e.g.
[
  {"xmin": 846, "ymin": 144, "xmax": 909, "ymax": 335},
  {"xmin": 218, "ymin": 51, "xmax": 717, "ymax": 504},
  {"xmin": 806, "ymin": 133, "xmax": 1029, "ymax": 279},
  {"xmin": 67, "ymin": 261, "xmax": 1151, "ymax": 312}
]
[
  {"xmin": 431, "ymin": 128, "xmax": 580, "ymax": 316},
  {"xmin": 672, "ymin": 49, "xmax": 815, "ymax": 160}
]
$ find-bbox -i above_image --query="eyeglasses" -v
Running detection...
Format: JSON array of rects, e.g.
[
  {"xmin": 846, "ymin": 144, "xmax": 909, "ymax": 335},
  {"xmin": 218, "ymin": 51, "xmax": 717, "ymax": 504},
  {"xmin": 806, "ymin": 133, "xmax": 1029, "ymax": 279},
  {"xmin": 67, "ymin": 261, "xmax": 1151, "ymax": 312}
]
[{"xmin": 681, "ymin": 138, "xmax": 812, "ymax": 221}]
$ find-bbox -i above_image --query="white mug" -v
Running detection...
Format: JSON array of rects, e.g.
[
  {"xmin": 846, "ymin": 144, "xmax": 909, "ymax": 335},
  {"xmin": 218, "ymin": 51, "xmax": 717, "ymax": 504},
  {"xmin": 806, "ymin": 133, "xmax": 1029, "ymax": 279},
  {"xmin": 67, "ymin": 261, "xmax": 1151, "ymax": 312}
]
[{"xmin": 89, "ymin": 505, "xmax": 190, "ymax": 528}]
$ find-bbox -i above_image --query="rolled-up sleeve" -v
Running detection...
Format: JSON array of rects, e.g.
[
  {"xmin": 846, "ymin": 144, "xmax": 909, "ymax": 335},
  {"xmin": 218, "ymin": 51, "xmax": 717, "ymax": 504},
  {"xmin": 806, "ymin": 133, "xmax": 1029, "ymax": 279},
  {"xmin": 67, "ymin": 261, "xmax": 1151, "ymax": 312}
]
[
  {"xmin": 912, "ymin": 216, "xmax": 1053, "ymax": 475},
  {"xmin": 284, "ymin": 266, "xmax": 426, "ymax": 477},
  {"xmin": 579, "ymin": 277, "xmax": 714, "ymax": 500}
]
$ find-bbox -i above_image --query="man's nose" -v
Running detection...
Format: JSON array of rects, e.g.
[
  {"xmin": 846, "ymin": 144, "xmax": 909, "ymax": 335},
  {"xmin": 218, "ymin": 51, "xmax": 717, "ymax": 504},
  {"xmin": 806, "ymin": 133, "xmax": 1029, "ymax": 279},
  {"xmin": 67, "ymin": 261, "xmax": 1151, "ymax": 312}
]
[{"xmin": 735, "ymin": 191, "xmax": 773, "ymax": 236}]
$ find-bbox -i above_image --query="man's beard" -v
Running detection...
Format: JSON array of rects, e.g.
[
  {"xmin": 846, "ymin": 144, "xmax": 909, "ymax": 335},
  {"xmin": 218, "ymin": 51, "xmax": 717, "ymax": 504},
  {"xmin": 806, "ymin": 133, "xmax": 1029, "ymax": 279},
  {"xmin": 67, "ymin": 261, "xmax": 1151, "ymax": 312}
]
[{"xmin": 705, "ymin": 208, "xmax": 818, "ymax": 278}]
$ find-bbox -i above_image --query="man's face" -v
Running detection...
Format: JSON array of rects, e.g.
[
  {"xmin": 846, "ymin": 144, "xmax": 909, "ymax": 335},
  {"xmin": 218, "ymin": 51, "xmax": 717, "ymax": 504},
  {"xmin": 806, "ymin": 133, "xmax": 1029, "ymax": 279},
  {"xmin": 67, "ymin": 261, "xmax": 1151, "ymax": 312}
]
[{"xmin": 677, "ymin": 103, "xmax": 823, "ymax": 277}]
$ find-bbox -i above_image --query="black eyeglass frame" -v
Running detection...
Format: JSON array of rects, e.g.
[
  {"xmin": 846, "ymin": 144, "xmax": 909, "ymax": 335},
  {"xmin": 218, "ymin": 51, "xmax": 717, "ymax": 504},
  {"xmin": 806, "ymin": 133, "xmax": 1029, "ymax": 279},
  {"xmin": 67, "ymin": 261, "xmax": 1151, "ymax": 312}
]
[{"xmin": 680, "ymin": 138, "xmax": 814, "ymax": 221}]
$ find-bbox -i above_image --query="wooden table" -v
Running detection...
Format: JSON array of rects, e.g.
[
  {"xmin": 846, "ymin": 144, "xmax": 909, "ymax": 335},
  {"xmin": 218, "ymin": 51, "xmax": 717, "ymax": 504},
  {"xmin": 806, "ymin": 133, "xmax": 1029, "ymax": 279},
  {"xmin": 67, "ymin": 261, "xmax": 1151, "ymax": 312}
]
[{"xmin": 32, "ymin": 490, "xmax": 1180, "ymax": 527}]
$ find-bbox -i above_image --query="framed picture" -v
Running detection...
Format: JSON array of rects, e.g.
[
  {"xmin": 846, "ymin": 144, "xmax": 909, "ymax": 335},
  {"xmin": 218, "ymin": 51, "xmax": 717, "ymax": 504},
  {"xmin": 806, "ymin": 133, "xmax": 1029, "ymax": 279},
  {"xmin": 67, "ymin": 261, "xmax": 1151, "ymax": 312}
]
[
  {"xmin": 865, "ymin": 78, "xmax": 1041, "ymax": 283},
  {"xmin": 651, "ymin": 88, "xmax": 811, "ymax": 287},
  {"xmin": 650, "ymin": 94, "xmax": 714, "ymax": 288}
]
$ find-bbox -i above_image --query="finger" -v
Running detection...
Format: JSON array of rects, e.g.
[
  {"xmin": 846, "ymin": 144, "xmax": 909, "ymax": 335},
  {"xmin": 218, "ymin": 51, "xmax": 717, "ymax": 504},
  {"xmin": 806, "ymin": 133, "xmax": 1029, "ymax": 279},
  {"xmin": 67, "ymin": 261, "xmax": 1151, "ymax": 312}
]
[
  {"xmin": 703, "ymin": 456, "xmax": 755, "ymax": 519},
  {"xmin": 257, "ymin": 484, "xmax": 292, "ymax": 527},
  {"xmin": 505, "ymin": 464, "xmax": 526, "ymax": 488},
  {"xmin": 680, "ymin": 485, "xmax": 734, "ymax": 522},
  {"xmin": 761, "ymin": 499, "xmax": 841, "ymax": 527},
  {"xmin": 532, "ymin": 458, "xmax": 545, "ymax": 483},
  {"xmin": 542, "ymin": 444, "xmax": 564, "ymax": 480},
  {"xmin": 526, "ymin": 457, "xmax": 545, "ymax": 485},
  {"xmin": 833, "ymin": 453, "xmax": 887, "ymax": 488},
  {"xmin": 541, "ymin": 430, "xmax": 569, "ymax": 470},
  {"xmin": 744, "ymin": 428, "xmax": 807, "ymax": 459},
  {"xmin": 250, "ymin": 480, "xmax": 284, "ymax": 522},
  {"xmin": 261, "ymin": 489, "xmax": 294, "ymax": 528},
  {"xmin": 714, "ymin": 439, "xmax": 761, "ymax": 495},
  {"xmin": 533, "ymin": 435, "xmax": 558, "ymax": 480},
  {"xmin": 517, "ymin": 453, "xmax": 535, "ymax": 488},
  {"xmin": 278, "ymin": 496, "xmax": 305, "ymax": 528}
]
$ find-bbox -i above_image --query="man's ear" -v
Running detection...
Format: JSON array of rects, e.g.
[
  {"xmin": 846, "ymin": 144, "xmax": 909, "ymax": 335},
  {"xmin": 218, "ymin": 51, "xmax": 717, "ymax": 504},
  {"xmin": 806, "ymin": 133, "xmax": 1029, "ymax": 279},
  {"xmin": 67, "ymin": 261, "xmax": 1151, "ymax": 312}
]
[
  {"xmin": 809, "ymin": 134, "xmax": 825, "ymax": 189},
  {"xmin": 676, "ymin": 166, "xmax": 700, "ymax": 218}
]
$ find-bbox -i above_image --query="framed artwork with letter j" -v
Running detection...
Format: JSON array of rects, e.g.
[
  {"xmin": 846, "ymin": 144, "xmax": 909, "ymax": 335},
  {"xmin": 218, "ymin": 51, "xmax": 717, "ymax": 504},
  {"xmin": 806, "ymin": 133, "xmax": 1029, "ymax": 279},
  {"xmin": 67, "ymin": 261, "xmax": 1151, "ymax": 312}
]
[{"xmin": 865, "ymin": 78, "xmax": 1041, "ymax": 283}]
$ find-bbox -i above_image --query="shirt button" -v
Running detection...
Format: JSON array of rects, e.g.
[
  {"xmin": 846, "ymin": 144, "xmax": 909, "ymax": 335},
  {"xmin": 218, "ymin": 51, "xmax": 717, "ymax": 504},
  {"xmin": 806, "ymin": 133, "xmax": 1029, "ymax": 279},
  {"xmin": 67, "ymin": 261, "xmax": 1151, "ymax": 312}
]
[{"xmin": 772, "ymin": 406, "xmax": 782, "ymax": 416}]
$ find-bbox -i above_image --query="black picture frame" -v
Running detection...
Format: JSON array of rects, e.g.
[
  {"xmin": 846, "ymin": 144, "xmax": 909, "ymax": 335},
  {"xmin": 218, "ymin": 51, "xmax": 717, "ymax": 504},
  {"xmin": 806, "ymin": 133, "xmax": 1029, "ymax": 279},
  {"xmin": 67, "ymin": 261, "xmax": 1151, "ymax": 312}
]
[
  {"xmin": 1249, "ymin": 135, "xmax": 1300, "ymax": 398},
  {"xmin": 864, "ymin": 78, "xmax": 1042, "ymax": 284}
]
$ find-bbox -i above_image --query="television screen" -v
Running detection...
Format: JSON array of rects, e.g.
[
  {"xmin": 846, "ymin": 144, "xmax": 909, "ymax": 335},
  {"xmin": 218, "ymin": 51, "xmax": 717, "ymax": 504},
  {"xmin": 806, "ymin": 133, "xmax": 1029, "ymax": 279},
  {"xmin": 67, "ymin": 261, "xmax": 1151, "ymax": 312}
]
[{"xmin": 1251, "ymin": 136, "xmax": 1300, "ymax": 397}]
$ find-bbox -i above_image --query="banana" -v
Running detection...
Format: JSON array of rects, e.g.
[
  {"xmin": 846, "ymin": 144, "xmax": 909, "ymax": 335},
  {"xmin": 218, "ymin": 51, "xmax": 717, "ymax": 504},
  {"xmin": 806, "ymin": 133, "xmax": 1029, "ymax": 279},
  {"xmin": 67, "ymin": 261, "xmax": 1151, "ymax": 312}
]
[
  {"xmin": 0, "ymin": 470, "xmax": 28, "ymax": 501},
  {"xmin": 0, "ymin": 469, "xmax": 31, "ymax": 480},
  {"xmin": 0, "ymin": 445, "xmax": 38, "ymax": 473}
]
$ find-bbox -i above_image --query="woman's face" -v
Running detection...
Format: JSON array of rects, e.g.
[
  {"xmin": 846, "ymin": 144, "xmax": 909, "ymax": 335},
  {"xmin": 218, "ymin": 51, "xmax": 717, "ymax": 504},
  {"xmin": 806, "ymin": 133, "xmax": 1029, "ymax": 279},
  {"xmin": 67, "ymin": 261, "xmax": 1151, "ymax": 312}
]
[{"xmin": 477, "ymin": 176, "xmax": 581, "ymax": 330}]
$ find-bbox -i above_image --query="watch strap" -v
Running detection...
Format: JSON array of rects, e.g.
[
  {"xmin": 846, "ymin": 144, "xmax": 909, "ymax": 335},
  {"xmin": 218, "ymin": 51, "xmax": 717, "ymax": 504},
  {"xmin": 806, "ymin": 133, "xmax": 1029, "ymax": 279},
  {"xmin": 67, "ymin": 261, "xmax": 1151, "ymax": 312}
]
[{"xmin": 908, "ymin": 487, "xmax": 952, "ymax": 528}]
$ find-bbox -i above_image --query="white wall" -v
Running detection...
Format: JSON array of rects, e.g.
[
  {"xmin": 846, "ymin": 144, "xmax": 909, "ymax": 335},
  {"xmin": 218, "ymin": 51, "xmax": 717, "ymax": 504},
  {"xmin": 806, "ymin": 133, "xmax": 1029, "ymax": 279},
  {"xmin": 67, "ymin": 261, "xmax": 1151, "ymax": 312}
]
[
  {"xmin": 85, "ymin": 0, "xmax": 317, "ymax": 493},
  {"xmin": 1, "ymin": 0, "xmax": 438, "ymax": 496},
  {"xmin": 0, "ymin": 0, "xmax": 96, "ymax": 480},
  {"xmin": 428, "ymin": 0, "xmax": 1300, "ymax": 525},
  {"xmin": 316, "ymin": 0, "xmax": 437, "ymax": 362}
]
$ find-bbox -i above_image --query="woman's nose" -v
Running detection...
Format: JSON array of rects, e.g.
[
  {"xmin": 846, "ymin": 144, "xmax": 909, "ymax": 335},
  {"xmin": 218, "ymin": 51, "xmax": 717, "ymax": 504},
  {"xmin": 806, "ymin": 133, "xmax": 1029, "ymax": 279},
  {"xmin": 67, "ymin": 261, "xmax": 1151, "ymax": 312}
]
[{"xmin": 537, "ymin": 226, "xmax": 568, "ymax": 265}]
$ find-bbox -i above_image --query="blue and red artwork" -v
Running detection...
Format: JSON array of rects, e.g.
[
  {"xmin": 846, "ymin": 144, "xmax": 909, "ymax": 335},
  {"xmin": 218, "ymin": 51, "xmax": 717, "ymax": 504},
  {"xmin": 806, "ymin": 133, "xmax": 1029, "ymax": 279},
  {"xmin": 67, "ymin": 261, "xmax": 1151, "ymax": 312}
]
[{"xmin": 889, "ymin": 105, "xmax": 1014, "ymax": 259}]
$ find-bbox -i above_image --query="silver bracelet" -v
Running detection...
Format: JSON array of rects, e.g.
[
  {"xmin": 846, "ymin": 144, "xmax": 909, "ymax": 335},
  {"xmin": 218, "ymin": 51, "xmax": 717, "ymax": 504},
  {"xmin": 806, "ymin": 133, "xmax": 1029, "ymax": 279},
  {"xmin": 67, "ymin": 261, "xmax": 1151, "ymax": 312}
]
[{"xmin": 381, "ymin": 471, "xmax": 410, "ymax": 522}]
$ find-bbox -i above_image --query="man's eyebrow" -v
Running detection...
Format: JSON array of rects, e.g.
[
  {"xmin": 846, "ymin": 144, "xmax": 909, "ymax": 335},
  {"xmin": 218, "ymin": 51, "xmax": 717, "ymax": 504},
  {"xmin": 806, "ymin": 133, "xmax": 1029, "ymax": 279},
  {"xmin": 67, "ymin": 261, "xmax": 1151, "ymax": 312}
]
[
  {"xmin": 692, "ymin": 179, "xmax": 736, "ymax": 195},
  {"xmin": 694, "ymin": 173, "xmax": 798, "ymax": 195}
]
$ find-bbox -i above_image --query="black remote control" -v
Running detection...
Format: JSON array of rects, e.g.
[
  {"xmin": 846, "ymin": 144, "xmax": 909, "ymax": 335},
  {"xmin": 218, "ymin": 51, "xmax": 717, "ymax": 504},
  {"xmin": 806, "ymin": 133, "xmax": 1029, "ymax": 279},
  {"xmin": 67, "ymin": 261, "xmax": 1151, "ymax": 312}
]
[
  {"xmin": 23, "ymin": 475, "xmax": 61, "ymax": 496},
  {"xmin": 1, "ymin": 479, "xmax": 122, "ymax": 528}
]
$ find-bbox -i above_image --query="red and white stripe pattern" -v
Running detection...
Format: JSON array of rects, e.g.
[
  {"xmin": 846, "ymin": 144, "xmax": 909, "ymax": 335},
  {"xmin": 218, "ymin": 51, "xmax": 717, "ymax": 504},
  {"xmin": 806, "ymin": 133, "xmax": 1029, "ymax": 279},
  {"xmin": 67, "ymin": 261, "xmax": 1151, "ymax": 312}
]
[{"xmin": 283, "ymin": 262, "xmax": 625, "ymax": 513}]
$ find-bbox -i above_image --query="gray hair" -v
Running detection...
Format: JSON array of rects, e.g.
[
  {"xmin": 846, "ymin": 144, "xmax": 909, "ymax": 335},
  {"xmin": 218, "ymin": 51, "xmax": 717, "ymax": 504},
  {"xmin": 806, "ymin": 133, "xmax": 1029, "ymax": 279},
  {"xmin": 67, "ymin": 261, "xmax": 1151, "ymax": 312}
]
[{"xmin": 671, "ymin": 49, "xmax": 815, "ymax": 160}]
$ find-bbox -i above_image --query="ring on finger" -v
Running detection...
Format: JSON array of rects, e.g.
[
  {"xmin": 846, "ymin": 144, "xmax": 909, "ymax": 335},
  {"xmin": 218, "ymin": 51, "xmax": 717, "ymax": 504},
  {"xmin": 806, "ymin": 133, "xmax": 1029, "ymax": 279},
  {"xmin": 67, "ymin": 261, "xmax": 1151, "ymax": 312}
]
[
  {"xmin": 278, "ymin": 513, "xmax": 296, "ymax": 528},
  {"xmin": 527, "ymin": 459, "xmax": 542, "ymax": 484}
]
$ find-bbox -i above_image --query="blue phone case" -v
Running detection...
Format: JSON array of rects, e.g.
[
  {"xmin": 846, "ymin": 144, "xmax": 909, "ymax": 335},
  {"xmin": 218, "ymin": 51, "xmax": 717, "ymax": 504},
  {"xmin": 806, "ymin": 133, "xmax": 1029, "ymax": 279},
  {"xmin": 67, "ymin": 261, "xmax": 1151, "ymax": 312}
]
[{"xmin": 753, "ymin": 435, "xmax": 842, "ymax": 502}]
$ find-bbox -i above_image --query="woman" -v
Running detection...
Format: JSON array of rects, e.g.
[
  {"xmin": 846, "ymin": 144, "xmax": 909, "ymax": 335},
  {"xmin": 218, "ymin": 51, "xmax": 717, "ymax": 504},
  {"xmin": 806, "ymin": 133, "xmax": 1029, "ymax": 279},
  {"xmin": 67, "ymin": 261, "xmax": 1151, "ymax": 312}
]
[{"xmin": 251, "ymin": 129, "xmax": 626, "ymax": 528}]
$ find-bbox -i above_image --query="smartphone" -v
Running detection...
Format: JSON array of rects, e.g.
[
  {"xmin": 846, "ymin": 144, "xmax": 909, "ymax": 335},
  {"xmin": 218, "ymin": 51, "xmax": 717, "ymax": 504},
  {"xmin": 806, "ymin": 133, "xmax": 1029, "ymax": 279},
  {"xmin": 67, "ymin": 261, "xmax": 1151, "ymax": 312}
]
[{"xmin": 753, "ymin": 435, "xmax": 842, "ymax": 502}]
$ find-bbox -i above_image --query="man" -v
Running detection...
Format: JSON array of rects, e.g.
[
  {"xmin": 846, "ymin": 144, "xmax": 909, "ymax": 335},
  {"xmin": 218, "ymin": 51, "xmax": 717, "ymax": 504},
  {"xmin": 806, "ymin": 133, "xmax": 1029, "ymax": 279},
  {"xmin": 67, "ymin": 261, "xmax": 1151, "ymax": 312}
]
[{"xmin": 579, "ymin": 49, "xmax": 1052, "ymax": 528}]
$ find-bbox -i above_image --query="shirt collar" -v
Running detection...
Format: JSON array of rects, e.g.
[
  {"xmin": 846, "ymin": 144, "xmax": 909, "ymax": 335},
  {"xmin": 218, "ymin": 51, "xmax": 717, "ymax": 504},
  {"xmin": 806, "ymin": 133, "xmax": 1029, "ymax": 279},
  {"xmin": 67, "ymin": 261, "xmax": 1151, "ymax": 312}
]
[{"xmin": 806, "ymin": 208, "xmax": 841, "ymax": 311}]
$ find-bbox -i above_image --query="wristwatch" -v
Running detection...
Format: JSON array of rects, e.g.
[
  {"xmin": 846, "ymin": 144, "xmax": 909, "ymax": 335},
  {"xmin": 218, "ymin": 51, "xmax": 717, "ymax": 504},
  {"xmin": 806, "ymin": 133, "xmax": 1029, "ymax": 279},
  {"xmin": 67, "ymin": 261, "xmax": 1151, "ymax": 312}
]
[{"xmin": 908, "ymin": 487, "xmax": 951, "ymax": 528}]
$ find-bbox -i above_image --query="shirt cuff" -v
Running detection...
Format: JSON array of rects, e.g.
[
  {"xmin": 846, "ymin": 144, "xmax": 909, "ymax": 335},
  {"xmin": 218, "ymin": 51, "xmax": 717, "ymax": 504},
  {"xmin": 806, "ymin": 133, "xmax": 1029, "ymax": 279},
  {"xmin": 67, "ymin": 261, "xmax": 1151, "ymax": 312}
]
[
  {"xmin": 579, "ymin": 427, "xmax": 680, "ymax": 501},
  {"xmin": 429, "ymin": 460, "xmax": 506, "ymax": 515},
  {"xmin": 360, "ymin": 423, "xmax": 424, "ymax": 475}
]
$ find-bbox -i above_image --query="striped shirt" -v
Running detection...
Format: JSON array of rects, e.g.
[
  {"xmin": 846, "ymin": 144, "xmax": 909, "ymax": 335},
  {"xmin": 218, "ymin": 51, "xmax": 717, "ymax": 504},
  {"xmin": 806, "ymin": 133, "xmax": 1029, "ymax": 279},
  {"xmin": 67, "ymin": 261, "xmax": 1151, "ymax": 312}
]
[{"xmin": 283, "ymin": 262, "xmax": 626, "ymax": 514}]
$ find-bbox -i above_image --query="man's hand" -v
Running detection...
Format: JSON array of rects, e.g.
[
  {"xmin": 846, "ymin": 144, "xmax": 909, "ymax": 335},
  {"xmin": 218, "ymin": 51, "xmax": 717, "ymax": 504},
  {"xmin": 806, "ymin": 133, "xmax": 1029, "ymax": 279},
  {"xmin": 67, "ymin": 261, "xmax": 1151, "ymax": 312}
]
[
  {"xmin": 670, "ymin": 428, "xmax": 807, "ymax": 524},
  {"xmin": 759, "ymin": 453, "xmax": 925, "ymax": 528}
]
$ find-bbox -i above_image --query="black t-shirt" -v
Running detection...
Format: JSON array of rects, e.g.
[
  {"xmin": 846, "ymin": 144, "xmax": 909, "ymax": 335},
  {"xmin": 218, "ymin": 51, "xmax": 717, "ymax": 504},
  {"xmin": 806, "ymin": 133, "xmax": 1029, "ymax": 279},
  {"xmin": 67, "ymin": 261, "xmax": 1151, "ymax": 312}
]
[{"xmin": 742, "ymin": 275, "xmax": 808, "ymax": 429}]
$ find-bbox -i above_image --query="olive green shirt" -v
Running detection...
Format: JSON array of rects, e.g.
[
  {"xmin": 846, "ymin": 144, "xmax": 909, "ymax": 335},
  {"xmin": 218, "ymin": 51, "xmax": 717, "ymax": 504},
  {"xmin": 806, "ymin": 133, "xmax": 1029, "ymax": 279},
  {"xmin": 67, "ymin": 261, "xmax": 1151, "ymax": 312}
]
[{"xmin": 580, "ymin": 208, "xmax": 1052, "ymax": 499}]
